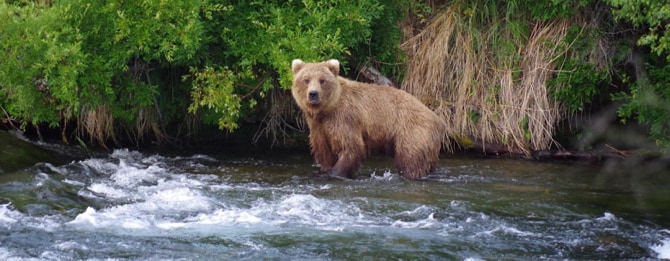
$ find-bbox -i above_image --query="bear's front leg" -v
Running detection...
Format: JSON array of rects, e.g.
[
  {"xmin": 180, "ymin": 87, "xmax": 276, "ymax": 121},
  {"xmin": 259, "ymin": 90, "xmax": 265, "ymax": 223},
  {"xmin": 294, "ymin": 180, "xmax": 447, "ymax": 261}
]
[
  {"xmin": 330, "ymin": 149, "xmax": 364, "ymax": 179},
  {"xmin": 310, "ymin": 132, "xmax": 337, "ymax": 173},
  {"xmin": 313, "ymin": 149, "xmax": 337, "ymax": 173}
]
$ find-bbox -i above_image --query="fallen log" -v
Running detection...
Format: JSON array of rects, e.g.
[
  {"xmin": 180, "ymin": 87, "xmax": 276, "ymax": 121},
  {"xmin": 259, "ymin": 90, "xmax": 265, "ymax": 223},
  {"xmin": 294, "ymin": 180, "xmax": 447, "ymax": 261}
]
[
  {"xmin": 360, "ymin": 66, "xmax": 397, "ymax": 87},
  {"xmin": 532, "ymin": 150, "xmax": 627, "ymax": 161},
  {"xmin": 459, "ymin": 136, "xmax": 631, "ymax": 162}
]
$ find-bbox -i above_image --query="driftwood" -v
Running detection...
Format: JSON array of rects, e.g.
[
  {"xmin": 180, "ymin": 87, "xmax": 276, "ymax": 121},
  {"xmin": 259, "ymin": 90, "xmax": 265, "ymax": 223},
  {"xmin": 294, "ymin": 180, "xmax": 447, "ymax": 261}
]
[
  {"xmin": 472, "ymin": 142, "xmax": 632, "ymax": 162},
  {"xmin": 461, "ymin": 136, "xmax": 632, "ymax": 162},
  {"xmin": 532, "ymin": 150, "xmax": 628, "ymax": 161},
  {"xmin": 360, "ymin": 66, "xmax": 397, "ymax": 87}
]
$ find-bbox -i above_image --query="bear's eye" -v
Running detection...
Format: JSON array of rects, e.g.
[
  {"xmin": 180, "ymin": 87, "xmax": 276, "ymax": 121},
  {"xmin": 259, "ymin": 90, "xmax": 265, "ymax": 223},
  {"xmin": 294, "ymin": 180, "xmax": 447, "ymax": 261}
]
[
  {"xmin": 319, "ymin": 79, "xmax": 325, "ymax": 85},
  {"xmin": 303, "ymin": 79, "xmax": 310, "ymax": 85}
]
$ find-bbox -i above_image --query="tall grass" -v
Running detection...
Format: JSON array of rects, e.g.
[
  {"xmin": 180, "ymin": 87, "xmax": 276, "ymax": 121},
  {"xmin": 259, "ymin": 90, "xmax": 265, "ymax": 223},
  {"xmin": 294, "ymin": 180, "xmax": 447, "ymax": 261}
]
[
  {"xmin": 78, "ymin": 105, "xmax": 116, "ymax": 149},
  {"xmin": 401, "ymin": 2, "xmax": 601, "ymax": 154}
]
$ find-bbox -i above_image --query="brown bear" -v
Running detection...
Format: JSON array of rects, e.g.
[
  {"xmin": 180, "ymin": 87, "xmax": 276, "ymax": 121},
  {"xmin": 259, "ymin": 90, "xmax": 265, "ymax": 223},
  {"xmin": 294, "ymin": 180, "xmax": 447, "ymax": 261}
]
[{"xmin": 290, "ymin": 59, "xmax": 448, "ymax": 180}]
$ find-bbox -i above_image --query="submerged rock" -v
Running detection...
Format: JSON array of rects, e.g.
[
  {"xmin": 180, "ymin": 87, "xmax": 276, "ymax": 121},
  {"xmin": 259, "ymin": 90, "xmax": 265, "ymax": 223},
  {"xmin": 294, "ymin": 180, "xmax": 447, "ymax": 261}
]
[{"xmin": 0, "ymin": 130, "xmax": 65, "ymax": 174}]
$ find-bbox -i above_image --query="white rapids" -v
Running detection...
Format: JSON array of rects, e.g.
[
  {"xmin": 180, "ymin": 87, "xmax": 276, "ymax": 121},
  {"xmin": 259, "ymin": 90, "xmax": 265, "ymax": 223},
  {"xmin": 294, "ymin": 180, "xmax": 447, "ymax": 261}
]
[{"xmin": 0, "ymin": 149, "xmax": 668, "ymax": 260}]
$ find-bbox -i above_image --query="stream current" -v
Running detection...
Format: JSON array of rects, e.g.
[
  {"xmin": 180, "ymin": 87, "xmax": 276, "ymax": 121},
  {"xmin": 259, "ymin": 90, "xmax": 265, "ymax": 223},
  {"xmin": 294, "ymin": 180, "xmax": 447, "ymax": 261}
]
[{"xmin": 1, "ymin": 137, "xmax": 669, "ymax": 260}]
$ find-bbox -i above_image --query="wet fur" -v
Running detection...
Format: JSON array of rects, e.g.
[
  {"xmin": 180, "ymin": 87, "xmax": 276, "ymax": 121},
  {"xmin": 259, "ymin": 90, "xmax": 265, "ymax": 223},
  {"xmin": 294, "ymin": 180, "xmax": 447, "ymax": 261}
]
[{"xmin": 291, "ymin": 59, "xmax": 447, "ymax": 180}]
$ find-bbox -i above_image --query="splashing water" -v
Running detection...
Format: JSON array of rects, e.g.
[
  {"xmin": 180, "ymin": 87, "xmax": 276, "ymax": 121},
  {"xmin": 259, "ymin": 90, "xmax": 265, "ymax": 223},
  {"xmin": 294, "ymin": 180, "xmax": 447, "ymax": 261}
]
[{"xmin": 0, "ymin": 148, "xmax": 668, "ymax": 260}]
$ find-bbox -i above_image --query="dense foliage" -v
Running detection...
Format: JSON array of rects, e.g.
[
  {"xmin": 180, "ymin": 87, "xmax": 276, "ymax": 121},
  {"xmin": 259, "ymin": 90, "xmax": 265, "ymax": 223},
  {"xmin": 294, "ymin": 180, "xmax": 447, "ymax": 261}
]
[
  {"xmin": 0, "ymin": 0, "xmax": 404, "ymax": 146},
  {"xmin": 606, "ymin": 0, "xmax": 670, "ymax": 149},
  {"xmin": 1, "ymin": 0, "xmax": 208, "ymax": 146}
]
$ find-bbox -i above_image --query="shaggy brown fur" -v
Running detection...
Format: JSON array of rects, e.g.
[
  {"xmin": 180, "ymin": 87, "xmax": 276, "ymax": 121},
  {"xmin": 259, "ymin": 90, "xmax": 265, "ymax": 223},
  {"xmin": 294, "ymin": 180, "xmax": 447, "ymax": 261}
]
[{"xmin": 291, "ymin": 59, "xmax": 447, "ymax": 180}]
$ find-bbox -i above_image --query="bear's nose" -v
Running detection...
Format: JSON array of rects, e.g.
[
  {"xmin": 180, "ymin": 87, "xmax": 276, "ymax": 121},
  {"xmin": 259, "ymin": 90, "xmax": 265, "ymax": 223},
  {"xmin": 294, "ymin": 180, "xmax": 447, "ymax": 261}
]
[{"xmin": 308, "ymin": 90, "xmax": 319, "ymax": 102}]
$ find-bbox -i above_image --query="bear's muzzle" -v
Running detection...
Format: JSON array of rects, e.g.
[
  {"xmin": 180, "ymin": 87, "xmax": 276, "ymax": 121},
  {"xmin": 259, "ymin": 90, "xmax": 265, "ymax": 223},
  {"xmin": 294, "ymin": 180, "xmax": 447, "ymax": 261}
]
[{"xmin": 308, "ymin": 90, "xmax": 320, "ymax": 104}]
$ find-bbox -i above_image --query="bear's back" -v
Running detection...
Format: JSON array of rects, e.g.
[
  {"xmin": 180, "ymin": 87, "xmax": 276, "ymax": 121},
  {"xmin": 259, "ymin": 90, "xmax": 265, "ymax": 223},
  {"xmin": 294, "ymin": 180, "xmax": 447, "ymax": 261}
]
[{"xmin": 335, "ymin": 77, "xmax": 446, "ymax": 146}]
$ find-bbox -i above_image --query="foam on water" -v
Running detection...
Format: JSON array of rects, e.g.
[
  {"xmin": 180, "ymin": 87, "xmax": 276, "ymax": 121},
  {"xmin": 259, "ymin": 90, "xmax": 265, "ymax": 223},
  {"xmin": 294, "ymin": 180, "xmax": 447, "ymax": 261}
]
[
  {"xmin": 62, "ymin": 150, "xmax": 355, "ymax": 236},
  {"xmin": 474, "ymin": 225, "xmax": 542, "ymax": 238},
  {"xmin": 651, "ymin": 229, "xmax": 670, "ymax": 259},
  {"xmin": 62, "ymin": 150, "xmax": 670, "ymax": 255},
  {"xmin": 1, "ymin": 203, "xmax": 63, "ymax": 234},
  {"xmin": 69, "ymin": 156, "xmax": 221, "ymax": 234},
  {"xmin": 653, "ymin": 238, "xmax": 670, "ymax": 259},
  {"xmin": 0, "ymin": 204, "xmax": 20, "ymax": 225},
  {"xmin": 72, "ymin": 190, "xmax": 371, "ymax": 236},
  {"xmin": 60, "ymin": 149, "xmax": 453, "ymax": 239},
  {"xmin": 1, "ymin": 148, "xmax": 668, "ymax": 259}
]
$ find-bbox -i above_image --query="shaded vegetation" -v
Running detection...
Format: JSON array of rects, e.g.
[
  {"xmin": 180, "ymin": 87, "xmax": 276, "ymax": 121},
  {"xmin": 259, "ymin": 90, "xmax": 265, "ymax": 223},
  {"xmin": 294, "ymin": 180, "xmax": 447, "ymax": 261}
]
[{"xmin": 606, "ymin": 0, "xmax": 670, "ymax": 150}]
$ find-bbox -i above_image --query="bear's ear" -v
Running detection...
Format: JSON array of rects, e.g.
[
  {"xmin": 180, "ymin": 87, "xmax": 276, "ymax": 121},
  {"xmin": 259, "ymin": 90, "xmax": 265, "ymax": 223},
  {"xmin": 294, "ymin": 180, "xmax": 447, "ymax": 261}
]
[
  {"xmin": 325, "ymin": 59, "xmax": 340, "ymax": 76},
  {"xmin": 291, "ymin": 59, "xmax": 305, "ymax": 75}
]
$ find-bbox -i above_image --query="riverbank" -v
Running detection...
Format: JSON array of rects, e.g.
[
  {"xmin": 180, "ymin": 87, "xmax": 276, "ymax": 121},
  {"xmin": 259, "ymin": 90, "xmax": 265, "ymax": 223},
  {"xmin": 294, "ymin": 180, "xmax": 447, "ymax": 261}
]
[{"xmin": 3, "ymin": 124, "xmax": 669, "ymax": 180}]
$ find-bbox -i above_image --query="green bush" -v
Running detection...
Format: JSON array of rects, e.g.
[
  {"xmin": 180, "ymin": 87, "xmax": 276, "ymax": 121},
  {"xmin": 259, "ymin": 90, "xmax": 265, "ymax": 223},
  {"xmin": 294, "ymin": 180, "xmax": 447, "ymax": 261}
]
[
  {"xmin": 607, "ymin": 0, "xmax": 670, "ymax": 60},
  {"xmin": 613, "ymin": 63, "xmax": 670, "ymax": 149},
  {"xmin": 1, "ymin": 0, "xmax": 206, "ymax": 145},
  {"xmin": 1, "ymin": 0, "xmax": 406, "ymax": 146},
  {"xmin": 606, "ymin": 0, "xmax": 670, "ymax": 149},
  {"xmin": 548, "ymin": 25, "xmax": 609, "ymax": 114}
]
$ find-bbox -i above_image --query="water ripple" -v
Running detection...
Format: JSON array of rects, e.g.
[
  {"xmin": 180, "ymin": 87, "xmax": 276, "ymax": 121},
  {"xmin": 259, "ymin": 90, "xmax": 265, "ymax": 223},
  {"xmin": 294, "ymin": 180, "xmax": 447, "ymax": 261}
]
[{"xmin": 0, "ymin": 149, "xmax": 667, "ymax": 259}]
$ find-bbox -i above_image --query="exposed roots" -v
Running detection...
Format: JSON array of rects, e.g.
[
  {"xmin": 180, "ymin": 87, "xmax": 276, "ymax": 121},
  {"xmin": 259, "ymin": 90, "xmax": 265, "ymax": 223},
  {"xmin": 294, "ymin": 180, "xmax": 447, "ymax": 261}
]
[{"xmin": 253, "ymin": 88, "xmax": 305, "ymax": 147}]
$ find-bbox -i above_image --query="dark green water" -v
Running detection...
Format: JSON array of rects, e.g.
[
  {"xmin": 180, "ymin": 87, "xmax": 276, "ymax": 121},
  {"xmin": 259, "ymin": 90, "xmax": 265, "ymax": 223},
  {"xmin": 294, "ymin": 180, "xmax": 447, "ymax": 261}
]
[{"xmin": 1, "ymin": 131, "xmax": 669, "ymax": 260}]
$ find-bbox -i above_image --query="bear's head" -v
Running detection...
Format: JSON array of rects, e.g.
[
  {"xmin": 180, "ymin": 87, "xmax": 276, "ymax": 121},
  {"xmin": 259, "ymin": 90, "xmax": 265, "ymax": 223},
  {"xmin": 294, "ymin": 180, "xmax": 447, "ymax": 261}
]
[{"xmin": 290, "ymin": 59, "xmax": 342, "ymax": 114}]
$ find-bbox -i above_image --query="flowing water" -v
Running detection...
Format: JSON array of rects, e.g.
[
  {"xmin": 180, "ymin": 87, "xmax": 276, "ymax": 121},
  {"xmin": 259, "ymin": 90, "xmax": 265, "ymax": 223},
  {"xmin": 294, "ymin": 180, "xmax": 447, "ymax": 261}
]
[{"xmin": 1, "ymin": 132, "xmax": 669, "ymax": 260}]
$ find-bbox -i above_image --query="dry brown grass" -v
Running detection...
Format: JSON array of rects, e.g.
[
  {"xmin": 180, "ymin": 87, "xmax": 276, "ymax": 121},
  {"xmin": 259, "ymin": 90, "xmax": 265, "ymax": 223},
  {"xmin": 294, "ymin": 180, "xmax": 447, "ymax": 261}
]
[
  {"xmin": 401, "ymin": 5, "xmax": 598, "ymax": 155},
  {"xmin": 135, "ymin": 106, "xmax": 167, "ymax": 145},
  {"xmin": 78, "ymin": 104, "xmax": 116, "ymax": 149},
  {"xmin": 76, "ymin": 104, "xmax": 169, "ymax": 148}
]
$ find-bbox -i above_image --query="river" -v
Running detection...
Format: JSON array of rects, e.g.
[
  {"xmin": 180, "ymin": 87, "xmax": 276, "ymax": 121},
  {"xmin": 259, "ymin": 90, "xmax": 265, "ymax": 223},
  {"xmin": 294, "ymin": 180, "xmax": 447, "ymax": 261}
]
[{"xmin": 0, "ymin": 131, "xmax": 669, "ymax": 260}]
